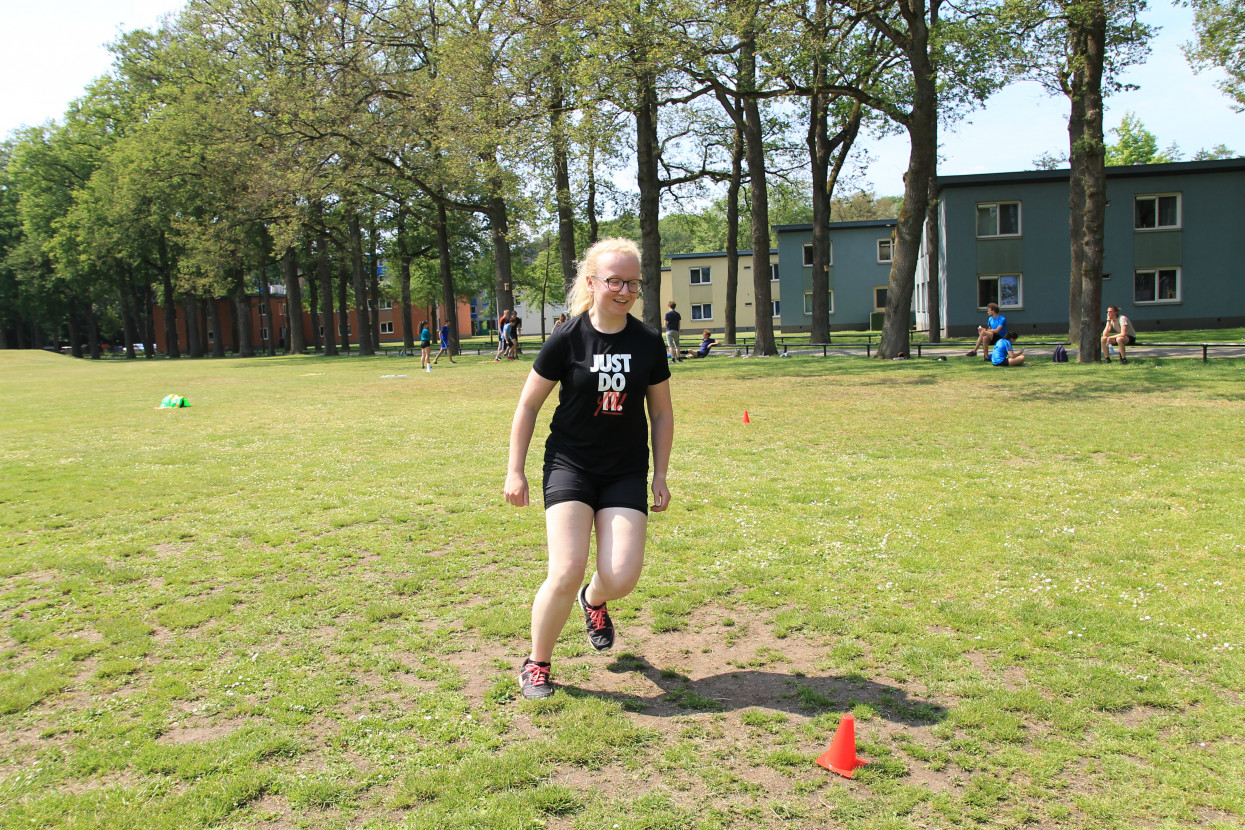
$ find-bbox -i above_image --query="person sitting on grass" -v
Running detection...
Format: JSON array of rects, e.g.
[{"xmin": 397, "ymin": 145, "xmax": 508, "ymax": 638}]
[
  {"xmin": 966, "ymin": 302, "xmax": 1006, "ymax": 359},
  {"xmin": 682, "ymin": 329, "xmax": 720, "ymax": 359},
  {"xmin": 1101, "ymin": 305, "xmax": 1136, "ymax": 364},
  {"xmin": 990, "ymin": 330, "xmax": 1025, "ymax": 367}
]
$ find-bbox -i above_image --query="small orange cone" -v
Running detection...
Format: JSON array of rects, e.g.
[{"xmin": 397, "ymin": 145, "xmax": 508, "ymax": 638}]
[
  {"xmin": 815, "ymin": 714, "xmax": 868, "ymax": 778},
  {"xmin": 742, "ymin": 410, "xmax": 751, "ymax": 424}
]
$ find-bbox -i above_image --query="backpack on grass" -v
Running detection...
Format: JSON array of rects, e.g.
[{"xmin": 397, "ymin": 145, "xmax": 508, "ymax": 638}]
[{"xmin": 1053, "ymin": 345, "xmax": 1068, "ymax": 363}]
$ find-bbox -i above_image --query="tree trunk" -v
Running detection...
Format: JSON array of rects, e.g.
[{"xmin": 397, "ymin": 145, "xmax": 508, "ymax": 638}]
[
  {"xmin": 184, "ymin": 296, "xmax": 203, "ymax": 357},
  {"xmin": 87, "ymin": 304, "xmax": 101, "ymax": 359},
  {"xmin": 234, "ymin": 272, "xmax": 255, "ymax": 358},
  {"xmin": 142, "ymin": 283, "xmax": 156, "ymax": 358},
  {"xmin": 283, "ymin": 246, "xmax": 306, "ymax": 354},
  {"xmin": 809, "ymin": 90, "xmax": 831, "ymax": 343},
  {"xmin": 437, "ymin": 202, "xmax": 458, "ymax": 354},
  {"xmin": 550, "ymin": 67, "xmax": 578, "ymax": 296},
  {"xmin": 317, "ymin": 215, "xmax": 337, "ymax": 356},
  {"xmin": 208, "ymin": 295, "xmax": 224, "ymax": 357},
  {"xmin": 586, "ymin": 142, "xmax": 600, "ymax": 245},
  {"xmin": 67, "ymin": 302, "xmax": 83, "ymax": 358},
  {"xmin": 741, "ymin": 35, "xmax": 776, "ymax": 356},
  {"xmin": 878, "ymin": 18, "xmax": 938, "ymax": 360},
  {"xmin": 725, "ymin": 126, "xmax": 743, "ymax": 346},
  {"xmin": 259, "ymin": 268, "xmax": 276, "ymax": 357},
  {"xmin": 396, "ymin": 208, "xmax": 415, "ymax": 351},
  {"xmin": 120, "ymin": 282, "xmax": 138, "ymax": 359},
  {"xmin": 348, "ymin": 212, "xmax": 374, "ymax": 355},
  {"xmin": 337, "ymin": 260, "xmax": 351, "ymax": 353},
  {"xmin": 489, "ymin": 194, "xmax": 516, "ymax": 317},
  {"xmin": 924, "ymin": 176, "xmax": 942, "ymax": 342},
  {"xmin": 1075, "ymin": 4, "xmax": 1108, "ymax": 362},
  {"xmin": 158, "ymin": 234, "xmax": 180, "ymax": 358},
  {"xmin": 635, "ymin": 71, "xmax": 663, "ymax": 330},
  {"xmin": 369, "ymin": 218, "xmax": 380, "ymax": 350},
  {"xmin": 307, "ymin": 248, "xmax": 322, "ymax": 353}
]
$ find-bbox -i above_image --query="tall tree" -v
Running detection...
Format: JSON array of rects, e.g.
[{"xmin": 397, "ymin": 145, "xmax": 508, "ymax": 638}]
[{"xmin": 1183, "ymin": 0, "xmax": 1245, "ymax": 110}]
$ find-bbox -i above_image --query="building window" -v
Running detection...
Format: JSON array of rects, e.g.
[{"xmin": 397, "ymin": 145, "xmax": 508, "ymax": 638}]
[
  {"xmin": 977, "ymin": 274, "xmax": 1023, "ymax": 309},
  {"xmin": 379, "ymin": 321, "xmax": 394, "ymax": 334},
  {"xmin": 802, "ymin": 242, "xmax": 832, "ymax": 267},
  {"xmin": 976, "ymin": 202, "xmax": 1021, "ymax": 237},
  {"xmin": 1134, "ymin": 268, "xmax": 1181, "ymax": 304},
  {"xmin": 771, "ymin": 301, "xmax": 780, "ymax": 317},
  {"xmin": 877, "ymin": 238, "xmax": 893, "ymax": 263},
  {"xmin": 261, "ymin": 327, "xmax": 269, "ymax": 341},
  {"xmin": 690, "ymin": 267, "xmax": 711, "ymax": 285},
  {"xmin": 1135, "ymin": 194, "xmax": 1181, "ymax": 230},
  {"xmin": 379, "ymin": 301, "xmax": 392, "ymax": 310},
  {"xmin": 691, "ymin": 303, "xmax": 713, "ymax": 320},
  {"xmin": 259, "ymin": 305, "xmax": 268, "ymax": 317},
  {"xmin": 207, "ymin": 331, "xmax": 214, "ymax": 341},
  {"xmin": 803, "ymin": 290, "xmax": 834, "ymax": 315},
  {"xmin": 770, "ymin": 263, "xmax": 780, "ymax": 281},
  {"xmin": 873, "ymin": 286, "xmax": 889, "ymax": 311}
]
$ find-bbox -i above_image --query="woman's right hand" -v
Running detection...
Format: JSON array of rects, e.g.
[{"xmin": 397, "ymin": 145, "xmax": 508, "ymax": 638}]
[{"xmin": 503, "ymin": 471, "xmax": 530, "ymax": 507}]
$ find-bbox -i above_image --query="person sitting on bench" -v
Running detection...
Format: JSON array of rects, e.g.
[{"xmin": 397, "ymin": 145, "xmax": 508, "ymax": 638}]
[{"xmin": 966, "ymin": 302, "xmax": 1006, "ymax": 359}]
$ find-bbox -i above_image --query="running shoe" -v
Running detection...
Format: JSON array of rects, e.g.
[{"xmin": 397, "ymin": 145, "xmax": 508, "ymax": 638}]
[
  {"xmin": 577, "ymin": 585, "xmax": 615, "ymax": 651},
  {"xmin": 518, "ymin": 658, "xmax": 554, "ymax": 699}
]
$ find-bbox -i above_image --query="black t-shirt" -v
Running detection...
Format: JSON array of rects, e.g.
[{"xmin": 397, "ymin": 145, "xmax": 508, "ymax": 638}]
[
  {"xmin": 532, "ymin": 314, "xmax": 671, "ymax": 477},
  {"xmin": 664, "ymin": 309, "xmax": 681, "ymax": 332}
]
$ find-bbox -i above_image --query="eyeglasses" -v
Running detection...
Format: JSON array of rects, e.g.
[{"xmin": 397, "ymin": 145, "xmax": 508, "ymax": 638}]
[{"xmin": 594, "ymin": 275, "xmax": 642, "ymax": 294}]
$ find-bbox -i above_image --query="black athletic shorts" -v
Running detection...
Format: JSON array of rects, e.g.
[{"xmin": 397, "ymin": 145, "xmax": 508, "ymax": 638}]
[
  {"xmin": 543, "ymin": 458, "xmax": 649, "ymax": 515},
  {"xmin": 989, "ymin": 332, "xmax": 1003, "ymax": 344}
]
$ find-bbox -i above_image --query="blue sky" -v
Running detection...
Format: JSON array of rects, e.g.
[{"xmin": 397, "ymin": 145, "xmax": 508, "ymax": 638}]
[{"xmin": 1, "ymin": 0, "xmax": 1240, "ymax": 196}]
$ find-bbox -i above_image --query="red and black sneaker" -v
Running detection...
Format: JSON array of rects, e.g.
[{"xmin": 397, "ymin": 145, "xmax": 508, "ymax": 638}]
[
  {"xmin": 577, "ymin": 585, "xmax": 615, "ymax": 651},
  {"xmin": 518, "ymin": 658, "xmax": 554, "ymax": 699}
]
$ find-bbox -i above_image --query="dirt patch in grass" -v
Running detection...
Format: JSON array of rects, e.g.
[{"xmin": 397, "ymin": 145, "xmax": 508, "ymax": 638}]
[
  {"xmin": 153, "ymin": 543, "xmax": 190, "ymax": 558},
  {"xmin": 159, "ymin": 717, "xmax": 252, "ymax": 744}
]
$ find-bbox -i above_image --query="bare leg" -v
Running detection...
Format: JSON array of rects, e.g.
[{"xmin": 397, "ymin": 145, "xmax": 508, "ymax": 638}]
[
  {"xmin": 530, "ymin": 501, "xmax": 594, "ymax": 663},
  {"xmin": 583, "ymin": 507, "xmax": 647, "ymax": 606}
]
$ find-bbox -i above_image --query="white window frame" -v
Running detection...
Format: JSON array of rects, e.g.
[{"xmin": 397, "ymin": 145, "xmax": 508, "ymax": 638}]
[
  {"xmin": 261, "ymin": 327, "xmax": 269, "ymax": 341},
  {"xmin": 1134, "ymin": 193, "xmax": 1182, "ymax": 231},
  {"xmin": 877, "ymin": 238, "xmax": 893, "ymax": 263},
  {"xmin": 770, "ymin": 263, "xmax": 780, "ymax": 281},
  {"xmin": 1134, "ymin": 267, "xmax": 1181, "ymax": 305},
  {"xmin": 802, "ymin": 242, "xmax": 832, "ymax": 267},
  {"xmin": 771, "ymin": 300, "xmax": 780, "ymax": 317},
  {"xmin": 977, "ymin": 274, "xmax": 1024, "ymax": 311},
  {"xmin": 691, "ymin": 303, "xmax": 713, "ymax": 321},
  {"xmin": 873, "ymin": 286, "xmax": 889, "ymax": 312},
  {"xmin": 379, "ymin": 301, "xmax": 393, "ymax": 310},
  {"xmin": 379, "ymin": 321, "xmax": 395, "ymax": 334},
  {"xmin": 803, "ymin": 290, "xmax": 834, "ymax": 316},
  {"xmin": 689, "ymin": 266, "xmax": 711, "ymax": 285},
  {"xmin": 976, "ymin": 201, "xmax": 1022, "ymax": 238},
  {"xmin": 259, "ymin": 305, "xmax": 268, "ymax": 317}
]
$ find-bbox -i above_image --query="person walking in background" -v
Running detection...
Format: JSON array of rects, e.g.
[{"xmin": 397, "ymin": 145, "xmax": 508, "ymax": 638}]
[
  {"xmin": 434, "ymin": 322, "xmax": 455, "ymax": 364},
  {"xmin": 494, "ymin": 310, "xmax": 512, "ymax": 361},
  {"xmin": 504, "ymin": 238, "xmax": 673, "ymax": 699},
  {"xmin": 664, "ymin": 301, "xmax": 682, "ymax": 362},
  {"xmin": 1101, "ymin": 305, "xmax": 1137, "ymax": 364},
  {"xmin": 419, "ymin": 320, "xmax": 432, "ymax": 370},
  {"xmin": 966, "ymin": 302, "xmax": 1007, "ymax": 359},
  {"xmin": 552, "ymin": 313, "xmax": 568, "ymax": 333}
]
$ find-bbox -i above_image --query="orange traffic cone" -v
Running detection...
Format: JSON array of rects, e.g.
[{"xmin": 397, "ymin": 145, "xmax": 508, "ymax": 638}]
[
  {"xmin": 742, "ymin": 410, "xmax": 751, "ymax": 424},
  {"xmin": 815, "ymin": 714, "xmax": 868, "ymax": 778}
]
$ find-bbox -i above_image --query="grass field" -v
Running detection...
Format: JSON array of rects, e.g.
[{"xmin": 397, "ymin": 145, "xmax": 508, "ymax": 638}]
[{"xmin": 1, "ymin": 348, "xmax": 1243, "ymax": 830}]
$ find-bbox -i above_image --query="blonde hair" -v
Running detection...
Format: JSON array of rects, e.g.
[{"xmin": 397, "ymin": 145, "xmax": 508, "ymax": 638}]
[{"xmin": 567, "ymin": 238, "xmax": 642, "ymax": 316}]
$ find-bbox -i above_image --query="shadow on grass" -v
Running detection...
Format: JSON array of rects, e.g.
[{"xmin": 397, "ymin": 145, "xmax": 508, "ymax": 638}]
[{"xmin": 560, "ymin": 654, "xmax": 948, "ymax": 726}]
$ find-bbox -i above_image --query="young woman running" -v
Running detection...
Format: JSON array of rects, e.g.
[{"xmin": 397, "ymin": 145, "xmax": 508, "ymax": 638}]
[{"xmin": 503, "ymin": 238, "xmax": 674, "ymax": 699}]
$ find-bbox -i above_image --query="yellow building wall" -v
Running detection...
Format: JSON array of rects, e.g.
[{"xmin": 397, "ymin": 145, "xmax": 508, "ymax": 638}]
[{"xmin": 664, "ymin": 253, "xmax": 781, "ymax": 335}]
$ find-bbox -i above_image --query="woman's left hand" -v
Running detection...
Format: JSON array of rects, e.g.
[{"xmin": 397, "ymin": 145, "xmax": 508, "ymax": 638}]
[{"xmin": 651, "ymin": 474, "xmax": 671, "ymax": 512}]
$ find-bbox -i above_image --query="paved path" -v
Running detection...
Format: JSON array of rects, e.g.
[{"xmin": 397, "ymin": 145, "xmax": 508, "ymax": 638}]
[{"xmin": 773, "ymin": 344, "xmax": 1245, "ymax": 360}]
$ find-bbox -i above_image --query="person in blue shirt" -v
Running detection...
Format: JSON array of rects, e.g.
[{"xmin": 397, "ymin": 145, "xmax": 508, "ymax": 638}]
[
  {"xmin": 990, "ymin": 330, "xmax": 1026, "ymax": 367},
  {"xmin": 434, "ymin": 322, "xmax": 455, "ymax": 364},
  {"xmin": 966, "ymin": 302, "xmax": 1007, "ymax": 359}
]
